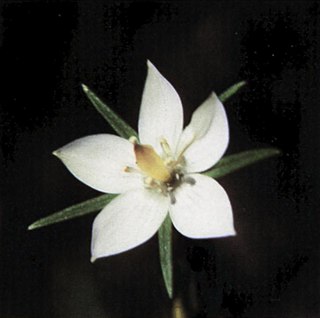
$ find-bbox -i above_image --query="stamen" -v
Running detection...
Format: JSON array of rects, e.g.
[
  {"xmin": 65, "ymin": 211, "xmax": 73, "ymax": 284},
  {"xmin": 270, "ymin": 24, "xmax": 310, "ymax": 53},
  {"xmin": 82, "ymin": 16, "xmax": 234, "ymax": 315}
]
[
  {"xmin": 176, "ymin": 132, "xmax": 196, "ymax": 164},
  {"xmin": 160, "ymin": 138, "xmax": 172, "ymax": 156}
]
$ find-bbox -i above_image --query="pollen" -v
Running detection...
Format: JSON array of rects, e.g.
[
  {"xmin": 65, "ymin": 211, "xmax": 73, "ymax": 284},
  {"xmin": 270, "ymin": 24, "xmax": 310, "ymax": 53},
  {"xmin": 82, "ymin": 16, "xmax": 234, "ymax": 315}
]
[{"xmin": 134, "ymin": 144, "xmax": 171, "ymax": 182}]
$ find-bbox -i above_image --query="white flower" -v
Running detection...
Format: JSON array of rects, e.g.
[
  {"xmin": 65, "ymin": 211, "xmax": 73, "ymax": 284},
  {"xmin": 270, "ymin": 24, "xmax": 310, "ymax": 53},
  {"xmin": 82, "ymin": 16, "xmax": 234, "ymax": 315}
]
[{"xmin": 54, "ymin": 61, "xmax": 236, "ymax": 262}]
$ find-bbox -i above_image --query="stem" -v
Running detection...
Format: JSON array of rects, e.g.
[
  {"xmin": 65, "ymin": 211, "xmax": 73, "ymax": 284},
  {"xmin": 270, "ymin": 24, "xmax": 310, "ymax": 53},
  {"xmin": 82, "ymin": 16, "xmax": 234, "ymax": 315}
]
[{"xmin": 172, "ymin": 297, "xmax": 186, "ymax": 318}]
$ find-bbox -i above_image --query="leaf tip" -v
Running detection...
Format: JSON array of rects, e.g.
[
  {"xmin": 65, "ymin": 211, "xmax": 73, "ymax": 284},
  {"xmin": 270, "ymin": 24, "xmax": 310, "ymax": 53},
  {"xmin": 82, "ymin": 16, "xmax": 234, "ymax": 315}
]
[
  {"xmin": 274, "ymin": 148, "xmax": 282, "ymax": 155},
  {"xmin": 268, "ymin": 148, "xmax": 282, "ymax": 157},
  {"xmin": 168, "ymin": 287, "xmax": 173, "ymax": 299},
  {"xmin": 238, "ymin": 80, "xmax": 247, "ymax": 88},
  {"xmin": 81, "ymin": 83, "xmax": 89, "ymax": 93},
  {"xmin": 27, "ymin": 222, "xmax": 37, "ymax": 231},
  {"xmin": 90, "ymin": 256, "xmax": 97, "ymax": 263}
]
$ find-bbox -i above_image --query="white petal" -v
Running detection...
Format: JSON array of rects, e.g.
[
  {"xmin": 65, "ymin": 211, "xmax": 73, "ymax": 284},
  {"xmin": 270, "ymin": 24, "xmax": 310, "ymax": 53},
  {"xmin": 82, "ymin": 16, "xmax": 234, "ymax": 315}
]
[
  {"xmin": 177, "ymin": 93, "xmax": 229, "ymax": 173},
  {"xmin": 54, "ymin": 134, "xmax": 142, "ymax": 194},
  {"xmin": 169, "ymin": 174, "xmax": 235, "ymax": 238},
  {"xmin": 138, "ymin": 60, "xmax": 183, "ymax": 154},
  {"xmin": 91, "ymin": 188, "xmax": 169, "ymax": 260}
]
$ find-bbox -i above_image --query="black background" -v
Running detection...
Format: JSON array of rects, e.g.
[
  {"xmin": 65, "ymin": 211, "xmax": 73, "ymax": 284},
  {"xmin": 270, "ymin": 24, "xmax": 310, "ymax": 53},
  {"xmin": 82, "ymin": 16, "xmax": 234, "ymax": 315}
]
[{"xmin": 0, "ymin": 1, "xmax": 319, "ymax": 317}]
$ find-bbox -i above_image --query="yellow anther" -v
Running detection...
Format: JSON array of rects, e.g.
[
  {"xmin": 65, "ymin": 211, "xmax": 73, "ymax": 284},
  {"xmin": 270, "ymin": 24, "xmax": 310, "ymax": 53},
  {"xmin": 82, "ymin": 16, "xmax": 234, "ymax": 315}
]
[{"xmin": 134, "ymin": 144, "xmax": 171, "ymax": 182}]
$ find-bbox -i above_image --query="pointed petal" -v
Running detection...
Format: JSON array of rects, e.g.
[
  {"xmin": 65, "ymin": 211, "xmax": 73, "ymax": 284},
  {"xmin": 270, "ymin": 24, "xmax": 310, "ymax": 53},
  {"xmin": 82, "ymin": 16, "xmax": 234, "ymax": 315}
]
[
  {"xmin": 54, "ymin": 134, "xmax": 142, "ymax": 194},
  {"xmin": 138, "ymin": 61, "xmax": 183, "ymax": 154},
  {"xmin": 169, "ymin": 174, "xmax": 235, "ymax": 238},
  {"xmin": 91, "ymin": 188, "xmax": 169, "ymax": 260},
  {"xmin": 177, "ymin": 93, "xmax": 229, "ymax": 173}
]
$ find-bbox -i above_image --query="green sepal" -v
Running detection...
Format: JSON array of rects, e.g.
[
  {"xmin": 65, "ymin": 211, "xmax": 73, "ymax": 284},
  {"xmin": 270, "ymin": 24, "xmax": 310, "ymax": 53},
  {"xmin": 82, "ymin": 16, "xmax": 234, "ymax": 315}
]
[
  {"xmin": 158, "ymin": 215, "xmax": 173, "ymax": 299},
  {"xmin": 219, "ymin": 81, "xmax": 246, "ymax": 103},
  {"xmin": 28, "ymin": 193, "xmax": 116, "ymax": 230},
  {"xmin": 82, "ymin": 84, "xmax": 138, "ymax": 139},
  {"xmin": 204, "ymin": 148, "xmax": 281, "ymax": 179}
]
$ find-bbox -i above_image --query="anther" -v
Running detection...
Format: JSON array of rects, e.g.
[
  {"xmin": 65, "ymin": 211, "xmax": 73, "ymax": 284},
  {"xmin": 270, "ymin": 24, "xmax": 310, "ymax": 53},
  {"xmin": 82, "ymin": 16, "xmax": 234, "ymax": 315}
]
[
  {"xmin": 123, "ymin": 166, "xmax": 140, "ymax": 174},
  {"xmin": 124, "ymin": 166, "xmax": 133, "ymax": 173}
]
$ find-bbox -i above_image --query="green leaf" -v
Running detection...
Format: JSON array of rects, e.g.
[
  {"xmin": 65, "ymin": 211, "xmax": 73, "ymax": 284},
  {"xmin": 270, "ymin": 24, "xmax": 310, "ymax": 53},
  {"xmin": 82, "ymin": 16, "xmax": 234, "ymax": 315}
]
[
  {"xmin": 82, "ymin": 84, "xmax": 138, "ymax": 139},
  {"xmin": 81, "ymin": 80, "xmax": 245, "ymax": 139},
  {"xmin": 28, "ymin": 193, "xmax": 116, "ymax": 230},
  {"xmin": 158, "ymin": 215, "xmax": 173, "ymax": 299},
  {"xmin": 29, "ymin": 148, "xmax": 279, "ymax": 230},
  {"xmin": 204, "ymin": 148, "xmax": 281, "ymax": 179},
  {"xmin": 219, "ymin": 81, "xmax": 246, "ymax": 103}
]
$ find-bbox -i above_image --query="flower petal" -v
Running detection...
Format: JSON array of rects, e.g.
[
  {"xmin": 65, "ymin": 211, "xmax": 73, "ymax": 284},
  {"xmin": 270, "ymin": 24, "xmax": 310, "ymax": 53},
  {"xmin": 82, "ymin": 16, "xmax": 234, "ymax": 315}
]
[
  {"xmin": 169, "ymin": 174, "xmax": 235, "ymax": 238},
  {"xmin": 54, "ymin": 134, "xmax": 142, "ymax": 194},
  {"xmin": 138, "ymin": 60, "xmax": 183, "ymax": 154},
  {"xmin": 91, "ymin": 188, "xmax": 169, "ymax": 261},
  {"xmin": 177, "ymin": 93, "xmax": 229, "ymax": 173}
]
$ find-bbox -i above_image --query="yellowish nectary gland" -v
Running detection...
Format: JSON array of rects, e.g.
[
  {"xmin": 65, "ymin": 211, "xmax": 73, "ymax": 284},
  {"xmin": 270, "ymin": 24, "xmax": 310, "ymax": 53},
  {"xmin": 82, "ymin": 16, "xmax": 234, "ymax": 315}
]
[{"xmin": 134, "ymin": 144, "xmax": 172, "ymax": 182}]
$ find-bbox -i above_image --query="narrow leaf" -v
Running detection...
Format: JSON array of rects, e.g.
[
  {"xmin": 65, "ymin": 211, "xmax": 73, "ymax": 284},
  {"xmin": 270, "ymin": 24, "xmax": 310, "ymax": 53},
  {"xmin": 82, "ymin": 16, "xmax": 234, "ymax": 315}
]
[
  {"xmin": 158, "ymin": 215, "xmax": 173, "ymax": 299},
  {"xmin": 28, "ymin": 193, "xmax": 116, "ymax": 230},
  {"xmin": 82, "ymin": 84, "xmax": 138, "ymax": 139},
  {"xmin": 205, "ymin": 148, "xmax": 281, "ymax": 179},
  {"xmin": 219, "ymin": 81, "xmax": 246, "ymax": 103}
]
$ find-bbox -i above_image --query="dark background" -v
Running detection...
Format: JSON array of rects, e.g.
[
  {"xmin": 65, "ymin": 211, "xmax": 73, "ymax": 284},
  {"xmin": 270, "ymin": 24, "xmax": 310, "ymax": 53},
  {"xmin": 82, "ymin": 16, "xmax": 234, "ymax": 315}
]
[{"xmin": 0, "ymin": 1, "xmax": 319, "ymax": 317}]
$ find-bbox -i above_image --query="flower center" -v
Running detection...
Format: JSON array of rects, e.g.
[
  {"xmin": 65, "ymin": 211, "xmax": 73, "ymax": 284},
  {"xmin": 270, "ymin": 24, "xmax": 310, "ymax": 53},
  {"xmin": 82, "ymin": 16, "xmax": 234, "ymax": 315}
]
[
  {"xmin": 125, "ymin": 137, "xmax": 194, "ymax": 204},
  {"xmin": 134, "ymin": 143, "xmax": 172, "ymax": 182}
]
